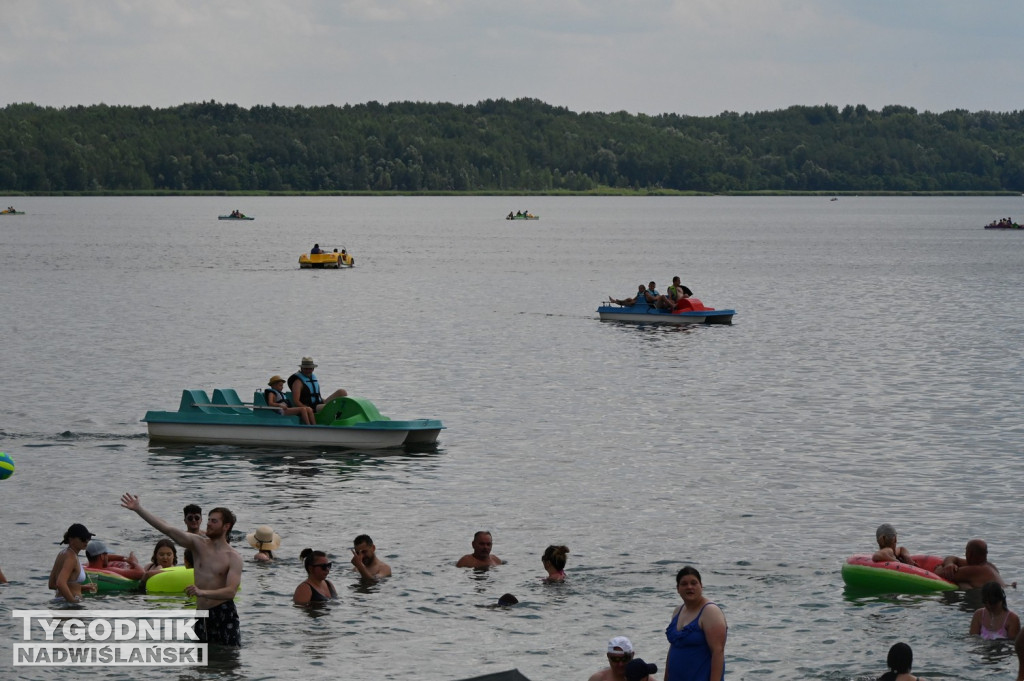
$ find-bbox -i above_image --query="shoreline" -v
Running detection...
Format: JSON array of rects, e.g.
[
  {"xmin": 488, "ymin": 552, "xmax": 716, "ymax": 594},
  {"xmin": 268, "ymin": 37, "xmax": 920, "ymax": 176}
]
[{"xmin": 1, "ymin": 190, "xmax": 1021, "ymax": 198}]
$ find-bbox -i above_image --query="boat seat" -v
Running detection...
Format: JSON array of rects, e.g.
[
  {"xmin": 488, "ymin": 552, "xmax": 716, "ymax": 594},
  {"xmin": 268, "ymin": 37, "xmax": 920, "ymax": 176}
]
[
  {"xmin": 672, "ymin": 297, "xmax": 714, "ymax": 312},
  {"xmin": 251, "ymin": 390, "xmax": 300, "ymax": 420},
  {"xmin": 315, "ymin": 396, "xmax": 390, "ymax": 426},
  {"xmin": 178, "ymin": 390, "xmax": 218, "ymax": 414},
  {"xmin": 212, "ymin": 388, "xmax": 252, "ymax": 414}
]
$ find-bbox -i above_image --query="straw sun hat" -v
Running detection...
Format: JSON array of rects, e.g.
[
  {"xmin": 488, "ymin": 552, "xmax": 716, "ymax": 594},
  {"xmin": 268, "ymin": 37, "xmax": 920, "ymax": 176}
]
[{"xmin": 246, "ymin": 525, "xmax": 282, "ymax": 551}]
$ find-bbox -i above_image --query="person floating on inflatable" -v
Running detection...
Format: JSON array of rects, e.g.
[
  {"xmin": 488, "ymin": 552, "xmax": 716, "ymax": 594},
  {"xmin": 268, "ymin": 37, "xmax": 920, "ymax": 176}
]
[
  {"xmin": 86, "ymin": 540, "xmax": 145, "ymax": 580},
  {"xmin": 872, "ymin": 523, "xmax": 917, "ymax": 566}
]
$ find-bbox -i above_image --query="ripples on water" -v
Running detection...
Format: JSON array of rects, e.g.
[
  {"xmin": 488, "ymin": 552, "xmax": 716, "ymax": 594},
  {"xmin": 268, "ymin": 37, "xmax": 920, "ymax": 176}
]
[{"xmin": 1, "ymin": 196, "xmax": 1023, "ymax": 680}]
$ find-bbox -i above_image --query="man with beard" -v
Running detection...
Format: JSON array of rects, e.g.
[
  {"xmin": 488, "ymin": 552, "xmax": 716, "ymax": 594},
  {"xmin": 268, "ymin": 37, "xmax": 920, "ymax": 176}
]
[
  {"xmin": 351, "ymin": 534, "xmax": 392, "ymax": 580},
  {"xmin": 122, "ymin": 493, "xmax": 243, "ymax": 646},
  {"xmin": 456, "ymin": 530, "xmax": 503, "ymax": 568}
]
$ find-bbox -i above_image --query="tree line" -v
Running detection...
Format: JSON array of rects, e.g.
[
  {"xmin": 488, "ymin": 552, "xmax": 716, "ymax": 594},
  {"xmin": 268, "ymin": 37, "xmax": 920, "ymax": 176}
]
[{"xmin": 2, "ymin": 98, "xmax": 1024, "ymax": 193}]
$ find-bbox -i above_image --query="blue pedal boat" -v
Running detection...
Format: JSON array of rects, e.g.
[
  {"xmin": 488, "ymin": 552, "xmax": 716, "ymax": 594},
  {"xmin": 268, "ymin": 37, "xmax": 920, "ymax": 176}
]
[
  {"xmin": 597, "ymin": 298, "xmax": 735, "ymax": 325},
  {"xmin": 143, "ymin": 389, "xmax": 444, "ymax": 448}
]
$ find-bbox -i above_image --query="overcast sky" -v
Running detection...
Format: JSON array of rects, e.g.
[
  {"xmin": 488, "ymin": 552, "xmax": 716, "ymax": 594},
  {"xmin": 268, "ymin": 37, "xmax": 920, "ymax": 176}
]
[{"xmin": 2, "ymin": 1, "xmax": 1020, "ymax": 117}]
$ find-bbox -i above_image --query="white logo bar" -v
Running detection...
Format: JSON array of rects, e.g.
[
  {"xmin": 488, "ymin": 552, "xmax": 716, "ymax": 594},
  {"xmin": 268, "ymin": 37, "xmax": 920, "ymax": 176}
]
[{"xmin": 14, "ymin": 643, "xmax": 207, "ymax": 666}]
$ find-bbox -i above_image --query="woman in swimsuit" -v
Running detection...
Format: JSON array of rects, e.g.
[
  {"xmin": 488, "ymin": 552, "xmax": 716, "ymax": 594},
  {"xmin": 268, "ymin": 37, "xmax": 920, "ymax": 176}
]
[
  {"xmin": 664, "ymin": 566, "xmax": 727, "ymax": 681},
  {"xmin": 293, "ymin": 548, "xmax": 337, "ymax": 605},
  {"xmin": 48, "ymin": 523, "xmax": 98, "ymax": 602},
  {"xmin": 541, "ymin": 544, "xmax": 569, "ymax": 583},
  {"xmin": 141, "ymin": 539, "xmax": 178, "ymax": 586},
  {"xmin": 970, "ymin": 581, "xmax": 1021, "ymax": 640}
]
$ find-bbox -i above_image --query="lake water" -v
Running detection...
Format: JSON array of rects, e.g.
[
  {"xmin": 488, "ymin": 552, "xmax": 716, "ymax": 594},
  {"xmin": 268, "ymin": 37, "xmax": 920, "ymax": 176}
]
[{"xmin": 1, "ymin": 195, "xmax": 1023, "ymax": 680}]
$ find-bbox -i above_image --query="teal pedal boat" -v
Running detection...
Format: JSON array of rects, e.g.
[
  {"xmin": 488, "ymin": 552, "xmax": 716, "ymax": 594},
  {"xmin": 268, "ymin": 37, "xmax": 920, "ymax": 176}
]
[{"xmin": 143, "ymin": 389, "xmax": 444, "ymax": 448}]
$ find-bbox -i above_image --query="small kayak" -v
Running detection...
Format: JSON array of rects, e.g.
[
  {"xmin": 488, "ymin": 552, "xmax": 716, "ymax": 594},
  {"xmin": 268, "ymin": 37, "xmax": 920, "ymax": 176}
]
[
  {"xmin": 0, "ymin": 210, "xmax": 25, "ymax": 215},
  {"xmin": 841, "ymin": 554, "xmax": 956, "ymax": 593},
  {"xmin": 218, "ymin": 215, "xmax": 254, "ymax": 220}
]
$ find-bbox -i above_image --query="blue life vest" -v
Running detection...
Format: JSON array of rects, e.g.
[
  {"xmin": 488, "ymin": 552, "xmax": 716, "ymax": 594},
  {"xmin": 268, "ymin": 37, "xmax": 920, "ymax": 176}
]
[
  {"xmin": 288, "ymin": 372, "xmax": 323, "ymax": 409},
  {"xmin": 264, "ymin": 387, "xmax": 292, "ymax": 409},
  {"xmin": 639, "ymin": 288, "xmax": 658, "ymax": 307}
]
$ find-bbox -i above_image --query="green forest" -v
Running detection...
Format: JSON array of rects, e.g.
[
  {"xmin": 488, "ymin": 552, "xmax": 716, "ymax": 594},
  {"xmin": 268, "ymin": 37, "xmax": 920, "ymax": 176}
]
[{"xmin": 3, "ymin": 98, "xmax": 1024, "ymax": 193}]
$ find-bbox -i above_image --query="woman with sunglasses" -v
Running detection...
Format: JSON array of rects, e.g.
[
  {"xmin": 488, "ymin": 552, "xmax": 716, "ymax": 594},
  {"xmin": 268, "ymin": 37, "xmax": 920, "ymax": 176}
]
[
  {"xmin": 49, "ymin": 523, "xmax": 99, "ymax": 602},
  {"xmin": 293, "ymin": 549, "xmax": 337, "ymax": 604}
]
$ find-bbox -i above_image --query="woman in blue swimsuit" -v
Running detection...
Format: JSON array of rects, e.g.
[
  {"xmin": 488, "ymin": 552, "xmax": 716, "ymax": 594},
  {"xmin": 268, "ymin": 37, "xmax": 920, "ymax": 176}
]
[
  {"xmin": 665, "ymin": 566, "xmax": 727, "ymax": 681},
  {"xmin": 293, "ymin": 549, "xmax": 337, "ymax": 604}
]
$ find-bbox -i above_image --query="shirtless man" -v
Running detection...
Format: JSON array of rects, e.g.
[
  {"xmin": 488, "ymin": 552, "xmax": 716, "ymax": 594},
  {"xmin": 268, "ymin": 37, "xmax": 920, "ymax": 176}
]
[
  {"xmin": 184, "ymin": 504, "xmax": 205, "ymax": 536},
  {"xmin": 588, "ymin": 636, "xmax": 636, "ymax": 681},
  {"xmin": 456, "ymin": 530, "xmax": 502, "ymax": 568},
  {"xmin": 665, "ymin": 276, "xmax": 692, "ymax": 307},
  {"xmin": 122, "ymin": 493, "xmax": 243, "ymax": 646},
  {"xmin": 871, "ymin": 523, "xmax": 916, "ymax": 566},
  {"xmin": 935, "ymin": 539, "xmax": 1011, "ymax": 589},
  {"xmin": 351, "ymin": 534, "xmax": 392, "ymax": 580}
]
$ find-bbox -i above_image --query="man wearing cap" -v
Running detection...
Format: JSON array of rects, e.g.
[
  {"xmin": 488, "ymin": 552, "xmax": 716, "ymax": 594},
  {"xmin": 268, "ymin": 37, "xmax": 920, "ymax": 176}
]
[
  {"xmin": 588, "ymin": 636, "xmax": 637, "ymax": 681},
  {"xmin": 456, "ymin": 530, "xmax": 503, "ymax": 568},
  {"xmin": 288, "ymin": 357, "xmax": 348, "ymax": 415},
  {"xmin": 85, "ymin": 540, "xmax": 145, "ymax": 580},
  {"xmin": 184, "ymin": 504, "xmax": 206, "ymax": 536},
  {"xmin": 352, "ymin": 534, "xmax": 392, "ymax": 579},
  {"xmin": 872, "ymin": 523, "xmax": 916, "ymax": 566},
  {"xmin": 265, "ymin": 375, "xmax": 315, "ymax": 425},
  {"xmin": 122, "ymin": 493, "xmax": 243, "ymax": 646}
]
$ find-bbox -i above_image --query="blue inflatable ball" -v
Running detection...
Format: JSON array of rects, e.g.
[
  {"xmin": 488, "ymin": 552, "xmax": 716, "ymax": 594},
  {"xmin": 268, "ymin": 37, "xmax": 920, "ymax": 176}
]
[{"xmin": 0, "ymin": 452, "xmax": 12, "ymax": 480}]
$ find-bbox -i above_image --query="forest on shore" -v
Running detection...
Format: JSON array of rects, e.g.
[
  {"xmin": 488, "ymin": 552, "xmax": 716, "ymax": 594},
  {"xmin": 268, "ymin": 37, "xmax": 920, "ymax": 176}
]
[{"xmin": 3, "ymin": 98, "xmax": 1024, "ymax": 194}]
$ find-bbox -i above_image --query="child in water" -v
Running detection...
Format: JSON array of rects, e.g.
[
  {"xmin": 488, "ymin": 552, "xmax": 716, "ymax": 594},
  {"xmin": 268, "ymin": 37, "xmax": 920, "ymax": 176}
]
[{"xmin": 969, "ymin": 581, "xmax": 1021, "ymax": 640}]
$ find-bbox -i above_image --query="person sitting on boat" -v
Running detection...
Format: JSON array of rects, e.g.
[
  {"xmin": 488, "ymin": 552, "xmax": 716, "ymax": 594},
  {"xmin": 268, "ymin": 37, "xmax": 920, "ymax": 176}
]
[
  {"xmin": 85, "ymin": 539, "xmax": 145, "ymax": 580},
  {"xmin": 610, "ymin": 284, "xmax": 647, "ymax": 306},
  {"xmin": 935, "ymin": 539, "xmax": 1013, "ymax": 589},
  {"xmin": 644, "ymin": 281, "xmax": 674, "ymax": 310},
  {"xmin": 666, "ymin": 276, "xmax": 693, "ymax": 307},
  {"xmin": 288, "ymin": 357, "xmax": 348, "ymax": 414},
  {"xmin": 310, "ymin": 243, "xmax": 323, "ymax": 255},
  {"xmin": 265, "ymin": 375, "xmax": 315, "ymax": 425},
  {"xmin": 507, "ymin": 212, "xmax": 514, "ymax": 219},
  {"xmin": 872, "ymin": 523, "xmax": 917, "ymax": 566}
]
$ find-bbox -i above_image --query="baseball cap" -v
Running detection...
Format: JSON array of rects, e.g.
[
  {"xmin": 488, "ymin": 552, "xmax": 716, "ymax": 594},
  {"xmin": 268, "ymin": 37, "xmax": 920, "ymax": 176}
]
[{"xmin": 607, "ymin": 636, "xmax": 634, "ymax": 654}]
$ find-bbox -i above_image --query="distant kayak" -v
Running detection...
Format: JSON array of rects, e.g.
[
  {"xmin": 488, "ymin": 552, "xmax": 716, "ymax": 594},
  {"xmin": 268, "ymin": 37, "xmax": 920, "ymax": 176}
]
[
  {"xmin": 506, "ymin": 213, "xmax": 539, "ymax": 220},
  {"xmin": 218, "ymin": 214, "xmax": 254, "ymax": 220},
  {"xmin": 0, "ymin": 210, "xmax": 25, "ymax": 215}
]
